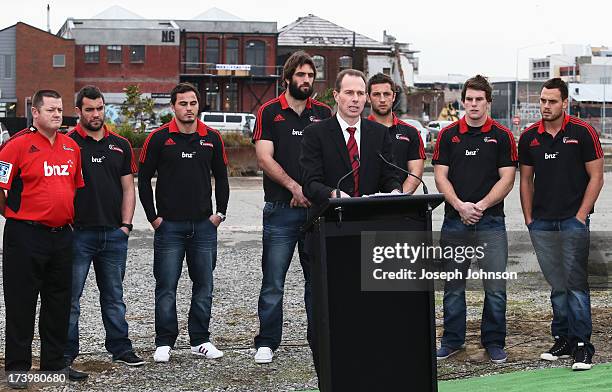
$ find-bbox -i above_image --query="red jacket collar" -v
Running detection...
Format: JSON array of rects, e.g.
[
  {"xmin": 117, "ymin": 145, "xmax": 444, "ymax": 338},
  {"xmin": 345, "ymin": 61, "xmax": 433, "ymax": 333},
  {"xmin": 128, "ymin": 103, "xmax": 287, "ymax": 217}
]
[
  {"xmin": 169, "ymin": 118, "xmax": 208, "ymax": 137},
  {"xmin": 74, "ymin": 123, "xmax": 110, "ymax": 139},
  {"xmin": 458, "ymin": 116, "xmax": 493, "ymax": 134},
  {"xmin": 279, "ymin": 92, "xmax": 312, "ymax": 110},
  {"xmin": 537, "ymin": 112, "xmax": 570, "ymax": 134},
  {"xmin": 366, "ymin": 113, "xmax": 400, "ymax": 126}
]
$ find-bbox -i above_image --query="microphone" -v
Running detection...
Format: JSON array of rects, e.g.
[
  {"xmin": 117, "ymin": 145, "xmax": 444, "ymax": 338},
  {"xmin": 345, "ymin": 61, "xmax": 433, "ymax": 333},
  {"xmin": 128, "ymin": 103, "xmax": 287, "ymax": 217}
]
[
  {"xmin": 335, "ymin": 154, "xmax": 360, "ymax": 198},
  {"xmin": 377, "ymin": 151, "xmax": 428, "ymax": 194}
]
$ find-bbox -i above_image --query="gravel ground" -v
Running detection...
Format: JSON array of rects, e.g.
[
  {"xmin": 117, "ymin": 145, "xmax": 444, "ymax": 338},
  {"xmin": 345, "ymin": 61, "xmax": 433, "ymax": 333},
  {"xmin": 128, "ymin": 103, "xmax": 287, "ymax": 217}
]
[{"xmin": 0, "ymin": 175, "xmax": 610, "ymax": 391}]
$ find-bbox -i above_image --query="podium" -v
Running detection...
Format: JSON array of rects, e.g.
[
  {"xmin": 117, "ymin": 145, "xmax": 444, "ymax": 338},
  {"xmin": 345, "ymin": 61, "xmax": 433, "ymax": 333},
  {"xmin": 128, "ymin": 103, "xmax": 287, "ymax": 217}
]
[{"xmin": 303, "ymin": 194, "xmax": 445, "ymax": 392}]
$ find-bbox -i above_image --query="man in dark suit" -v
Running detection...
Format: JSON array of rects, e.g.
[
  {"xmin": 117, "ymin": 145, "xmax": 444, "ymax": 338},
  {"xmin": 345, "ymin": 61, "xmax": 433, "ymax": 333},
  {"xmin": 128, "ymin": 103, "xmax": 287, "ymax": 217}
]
[{"xmin": 300, "ymin": 69, "xmax": 401, "ymax": 205}]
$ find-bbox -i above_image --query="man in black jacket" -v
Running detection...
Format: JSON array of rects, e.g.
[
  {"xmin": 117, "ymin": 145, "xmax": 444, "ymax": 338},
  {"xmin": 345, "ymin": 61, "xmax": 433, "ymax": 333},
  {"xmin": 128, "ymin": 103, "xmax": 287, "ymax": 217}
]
[{"xmin": 300, "ymin": 69, "xmax": 401, "ymax": 205}]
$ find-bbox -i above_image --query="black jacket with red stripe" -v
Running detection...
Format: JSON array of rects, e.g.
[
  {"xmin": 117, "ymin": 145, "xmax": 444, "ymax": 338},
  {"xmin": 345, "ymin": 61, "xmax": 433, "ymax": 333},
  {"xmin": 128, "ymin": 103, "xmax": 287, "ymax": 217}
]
[{"xmin": 138, "ymin": 118, "xmax": 229, "ymax": 222}]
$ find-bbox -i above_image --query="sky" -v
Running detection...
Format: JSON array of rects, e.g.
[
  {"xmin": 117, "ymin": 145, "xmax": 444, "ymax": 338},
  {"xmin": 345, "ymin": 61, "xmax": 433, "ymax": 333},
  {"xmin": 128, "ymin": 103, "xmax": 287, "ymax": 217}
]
[{"xmin": 3, "ymin": 0, "xmax": 611, "ymax": 80}]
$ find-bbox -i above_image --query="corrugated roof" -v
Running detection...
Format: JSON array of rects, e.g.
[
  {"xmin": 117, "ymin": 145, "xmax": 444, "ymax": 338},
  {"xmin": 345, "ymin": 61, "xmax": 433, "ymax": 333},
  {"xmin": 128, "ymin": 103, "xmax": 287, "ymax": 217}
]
[
  {"xmin": 92, "ymin": 5, "xmax": 144, "ymax": 20},
  {"xmin": 279, "ymin": 14, "xmax": 388, "ymax": 49},
  {"xmin": 192, "ymin": 7, "xmax": 243, "ymax": 21}
]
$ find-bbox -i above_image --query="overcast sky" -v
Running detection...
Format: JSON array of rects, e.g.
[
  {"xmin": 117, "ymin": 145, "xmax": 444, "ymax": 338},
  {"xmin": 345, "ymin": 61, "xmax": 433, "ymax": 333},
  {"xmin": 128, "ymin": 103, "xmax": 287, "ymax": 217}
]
[{"xmin": 3, "ymin": 0, "xmax": 611, "ymax": 80}]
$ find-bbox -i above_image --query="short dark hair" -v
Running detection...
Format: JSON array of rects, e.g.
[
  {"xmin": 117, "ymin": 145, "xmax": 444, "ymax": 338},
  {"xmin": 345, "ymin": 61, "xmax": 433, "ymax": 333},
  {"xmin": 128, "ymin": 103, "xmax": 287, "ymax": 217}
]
[
  {"xmin": 334, "ymin": 69, "xmax": 367, "ymax": 92},
  {"xmin": 367, "ymin": 73, "xmax": 396, "ymax": 94},
  {"xmin": 461, "ymin": 74, "xmax": 492, "ymax": 102},
  {"xmin": 76, "ymin": 85, "xmax": 105, "ymax": 109},
  {"xmin": 170, "ymin": 82, "xmax": 201, "ymax": 106},
  {"xmin": 542, "ymin": 78, "xmax": 568, "ymax": 101},
  {"xmin": 32, "ymin": 89, "xmax": 61, "ymax": 109},
  {"xmin": 282, "ymin": 51, "xmax": 317, "ymax": 86}
]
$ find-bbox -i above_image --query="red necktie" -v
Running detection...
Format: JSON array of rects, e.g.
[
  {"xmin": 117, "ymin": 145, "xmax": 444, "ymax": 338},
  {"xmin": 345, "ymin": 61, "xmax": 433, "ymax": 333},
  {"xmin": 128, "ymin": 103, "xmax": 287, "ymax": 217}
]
[{"xmin": 346, "ymin": 127, "xmax": 359, "ymax": 196}]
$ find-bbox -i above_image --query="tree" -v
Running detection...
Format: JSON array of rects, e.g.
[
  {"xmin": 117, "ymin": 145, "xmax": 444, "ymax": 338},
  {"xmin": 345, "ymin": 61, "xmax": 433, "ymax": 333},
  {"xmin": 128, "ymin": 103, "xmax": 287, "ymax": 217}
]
[
  {"xmin": 120, "ymin": 84, "xmax": 155, "ymax": 132},
  {"xmin": 317, "ymin": 88, "xmax": 336, "ymax": 109}
]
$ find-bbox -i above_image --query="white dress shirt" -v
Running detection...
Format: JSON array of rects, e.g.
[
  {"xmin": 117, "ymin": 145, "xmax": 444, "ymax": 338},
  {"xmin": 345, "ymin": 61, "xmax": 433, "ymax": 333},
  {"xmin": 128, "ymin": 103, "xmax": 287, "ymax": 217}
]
[{"xmin": 337, "ymin": 113, "xmax": 361, "ymax": 153}]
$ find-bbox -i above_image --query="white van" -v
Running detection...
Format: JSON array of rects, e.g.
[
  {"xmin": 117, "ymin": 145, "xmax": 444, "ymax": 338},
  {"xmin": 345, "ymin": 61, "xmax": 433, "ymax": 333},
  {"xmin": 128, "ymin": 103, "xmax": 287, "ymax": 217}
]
[{"xmin": 199, "ymin": 112, "xmax": 256, "ymax": 136}]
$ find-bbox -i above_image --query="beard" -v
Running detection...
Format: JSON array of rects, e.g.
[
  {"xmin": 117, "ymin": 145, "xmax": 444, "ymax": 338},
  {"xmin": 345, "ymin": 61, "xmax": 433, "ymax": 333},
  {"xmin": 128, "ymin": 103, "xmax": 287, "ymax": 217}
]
[
  {"xmin": 371, "ymin": 105, "xmax": 392, "ymax": 117},
  {"xmin": 82, "ymin": 117, "xmax": 104, "ymax": 132},
  {"xmin": 541, "ymin": 110, "xmax": 563, "ymax": 122},
  {"xmin": 288, "ymin": 80, "xmax": 313, "ymax": 101}
]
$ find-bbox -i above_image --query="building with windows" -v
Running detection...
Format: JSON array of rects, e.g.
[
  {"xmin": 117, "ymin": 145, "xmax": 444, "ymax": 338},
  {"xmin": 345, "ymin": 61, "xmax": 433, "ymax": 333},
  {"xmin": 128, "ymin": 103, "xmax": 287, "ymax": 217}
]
[
  {"xmin": 57, "ymin": 6, "xmax": 279, "ymax": 117},
  {"xmin": 278, "ymin": 14, "xmax": 390, "ymax": 96},
  {"xmin": 177, "ymin": 9, "xmax": 279, "ymax": 114},
  {"xmin": 0, "ymin": 22, "xmax": 75, "ymax": 119},
  {"xmin": 57, "ymin": 7, "xmax": 180, "ymax": 121}
]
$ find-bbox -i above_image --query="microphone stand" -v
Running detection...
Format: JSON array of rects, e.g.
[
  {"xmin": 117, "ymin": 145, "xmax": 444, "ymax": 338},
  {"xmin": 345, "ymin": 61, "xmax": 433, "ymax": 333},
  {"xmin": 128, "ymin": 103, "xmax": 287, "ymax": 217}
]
[{"xmin": 334, "ymin": 155, "xmax": 360, "ymax": 226}]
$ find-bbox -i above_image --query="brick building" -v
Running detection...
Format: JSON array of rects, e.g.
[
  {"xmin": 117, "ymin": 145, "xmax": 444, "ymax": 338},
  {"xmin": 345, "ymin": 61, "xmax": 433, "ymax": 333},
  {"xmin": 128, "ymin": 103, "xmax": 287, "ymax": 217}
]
[
  {"xmin": 178, "ymin": 9, "xmax": 279, "ymax": 114},
  {"xmin": 278, "ymin": 15, "xmax": 390, "ymax": 96},
  {"xmin": 0, "ymin": 22, "xmax": 75, "ymax": 119},
  {"xmin": 57, "ymin": 7, "xmax": 180, "ymax": 122}
]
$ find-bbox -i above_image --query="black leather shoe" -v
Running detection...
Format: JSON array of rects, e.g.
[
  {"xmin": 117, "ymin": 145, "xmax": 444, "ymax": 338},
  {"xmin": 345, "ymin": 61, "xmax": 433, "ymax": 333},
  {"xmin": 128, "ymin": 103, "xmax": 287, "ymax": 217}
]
[{"xmin": 64, "ymin": 366, "xmax": 89, "ymax": 381}]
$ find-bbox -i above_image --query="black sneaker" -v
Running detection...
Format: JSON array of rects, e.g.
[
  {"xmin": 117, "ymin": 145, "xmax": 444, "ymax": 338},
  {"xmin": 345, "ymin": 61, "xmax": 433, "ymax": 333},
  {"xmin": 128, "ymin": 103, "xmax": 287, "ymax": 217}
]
[
  {"xmin": 63, "ymin": 358, "xmax": 89, "ymax": 381},
  {"xmin": 540, "ymin": 336, "xmax": 572, "ymax": 361},
  {"xmin": 572, "ymin": 342, "xmax": 593, "ymax": 371},
  {"xmin": 114, "ymin": 351, "xmax": 146, "ymax": 367}
]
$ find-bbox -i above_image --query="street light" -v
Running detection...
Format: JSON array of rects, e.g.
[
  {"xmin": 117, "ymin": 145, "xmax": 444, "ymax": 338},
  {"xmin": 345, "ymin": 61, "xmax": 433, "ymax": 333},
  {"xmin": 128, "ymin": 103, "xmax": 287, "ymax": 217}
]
[
  {"xmin": 515, "ymin": 42, "xmax": 555, "ymax": 127},
  {"xmin": 602, "ymin": 59, "xmax": 612, "ymax": 134}
]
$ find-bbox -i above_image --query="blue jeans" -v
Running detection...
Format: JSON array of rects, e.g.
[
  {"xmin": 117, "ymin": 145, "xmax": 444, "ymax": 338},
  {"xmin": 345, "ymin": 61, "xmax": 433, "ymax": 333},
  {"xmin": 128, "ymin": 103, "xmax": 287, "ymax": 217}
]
[
  {"xmin": 65, "ymin": 228, "xmax": 132, "ymax": 361},
  {"xmin": 440, "ymin": 215, "xmax": 508, "ymax": 349},
  {"xmin": 528, "ymin": 216, "xmax": 592, "ymax": 346},
  {"xmin": 254, "ymin": 202, "xmax": 313, "ymax": 351},
  {"xmin": 153, "ymin": 219, "xmax": 217, "ymax": 347}
]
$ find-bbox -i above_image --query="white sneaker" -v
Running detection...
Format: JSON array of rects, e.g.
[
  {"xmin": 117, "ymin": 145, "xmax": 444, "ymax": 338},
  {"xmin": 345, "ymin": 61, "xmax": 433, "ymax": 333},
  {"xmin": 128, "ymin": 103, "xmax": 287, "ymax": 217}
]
[
  {"xmin": 254, "ymin": 347, "xmax": 273, "ymax": 364},
  {"xmin": 191, "ymin": 342, "xmax": 223, "ymax": 359},
  {"xmin": 153, "ymin": 346, "xmax": 171, "ymax": 363}
]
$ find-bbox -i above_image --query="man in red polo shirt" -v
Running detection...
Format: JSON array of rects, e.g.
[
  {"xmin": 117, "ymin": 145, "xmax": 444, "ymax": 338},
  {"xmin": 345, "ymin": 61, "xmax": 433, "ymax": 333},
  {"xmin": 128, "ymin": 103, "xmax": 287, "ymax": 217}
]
[{"xmin": 0, "ymin": 89, "xmax": 84, "ymax": 388}]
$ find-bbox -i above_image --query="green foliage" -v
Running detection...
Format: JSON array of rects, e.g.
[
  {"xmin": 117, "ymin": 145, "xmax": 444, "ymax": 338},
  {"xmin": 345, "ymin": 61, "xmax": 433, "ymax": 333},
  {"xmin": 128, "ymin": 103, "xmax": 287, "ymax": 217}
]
[
  {"xmin": 159, "ymin": 113, "xmax": 173, "ymax": 125},
  {"xmin": 317, "ymin": 88, "xmax": 336, "ymax": 109},
  {"xmin": 221, "ymin": 132, "xmax": 252, "ymax": 147},
  {"xmin": 120, "ymin": 85, "xmax": 155, "ymax": 132},
  {"xmin": 113, "ymin": 122, "xmax": 148, "ymax": 148}
]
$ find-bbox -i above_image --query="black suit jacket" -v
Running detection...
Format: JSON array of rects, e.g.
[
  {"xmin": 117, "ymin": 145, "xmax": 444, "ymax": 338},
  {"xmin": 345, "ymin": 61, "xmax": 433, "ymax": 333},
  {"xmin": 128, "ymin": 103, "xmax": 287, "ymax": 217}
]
[{"xmin": 300, "ymin": 116, "xmax": 401, "ymax": 205}]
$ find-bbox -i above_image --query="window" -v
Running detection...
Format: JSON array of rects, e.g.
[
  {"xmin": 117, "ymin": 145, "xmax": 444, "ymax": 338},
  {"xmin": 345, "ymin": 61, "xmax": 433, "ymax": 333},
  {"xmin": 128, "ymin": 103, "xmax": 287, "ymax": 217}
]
[
  {"xmin": 225, "ymin": 39, "xmax": 239, "ymax": 64},
  {"xmin": 107, "ymin": 45, "xmax": 122, "ymax": 63},
  {"xmin": 224, "ymin": 82, "xmax": 238, "ymax": 111},
  {"xmin": 203, "ymin": 114, "xmax": 224, "ymax": 122},
  {"xmin": 206, "ymin": 38, "xmax": 219, "ymax": 64},
  {"xmin": 2, "ymin": 54, "xmax": 15, "ymax": 78},
  {"xmin": 52, "ymin": 54, "xmax": 65, "ymax": 67},
  {"xmin": 245, "ymin": 40, "xmax": 266, "ymax": 76},
  {"xmin": 205, "ymin": 80, "xmax": 220, "ymax": 111},
  {"xmin": 186, "ymin": 38, "xmax": 200, "ymax": 68},
  {"xmin": 382, "ymin": 67, "xmax": 391, "ymax": 75},
  {"xmin": 129, "ymin": 45, "xmax": 145, "ymax": 63},
  {"xmin": 226, "ymin": 115, "xmax": 242, "ymax": 123},
  {"xmin": 84, "ymin": 45, "xmax": 99, "ymax": 63},
  {"xmin": 338, "ymin": 56, "xmax": 352, "ymax": 72},
  {"xmin": 312, "ymin": 55, "xmax": 325, "ymax": 80}
]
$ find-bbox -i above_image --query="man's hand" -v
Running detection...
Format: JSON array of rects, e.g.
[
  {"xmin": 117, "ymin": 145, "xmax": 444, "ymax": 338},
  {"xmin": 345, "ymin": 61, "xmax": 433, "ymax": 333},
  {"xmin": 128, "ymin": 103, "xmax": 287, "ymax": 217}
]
[
  {"xmin": 575, "ymin": 213, "xmax": 587, "ymax": 225},
  {"xmin": 151, "ymin": 217, "xmax": 163, "ymax": 230},
  {"xmin": 120, "ymin": 226, "xmax": 130, "ymax": 236},
  {"xmin": 331, "ymin": 189, "xmax": 351, "ymax": 198},
  {"xmin": 209, "ymin": 214, "xmax": 222, "ymax": 227},
  {"xmin": 456, "ymin": 202, "xmax": 483, "ymax": 225},
  {"xmin": 289, "ymin": 184, "xmax": 311, "ymax": 208}
]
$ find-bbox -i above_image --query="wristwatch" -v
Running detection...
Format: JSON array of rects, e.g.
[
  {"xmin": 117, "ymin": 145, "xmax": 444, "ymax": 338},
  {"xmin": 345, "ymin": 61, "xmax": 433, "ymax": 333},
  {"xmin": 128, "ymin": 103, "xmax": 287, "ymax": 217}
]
[
  {"xmin": 121, "ymin": 223, "xmax": 133, "ymax": 231},
  {"xmin": 215, "ymin": 212, "xmax": 226, "ymax": 222}
]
